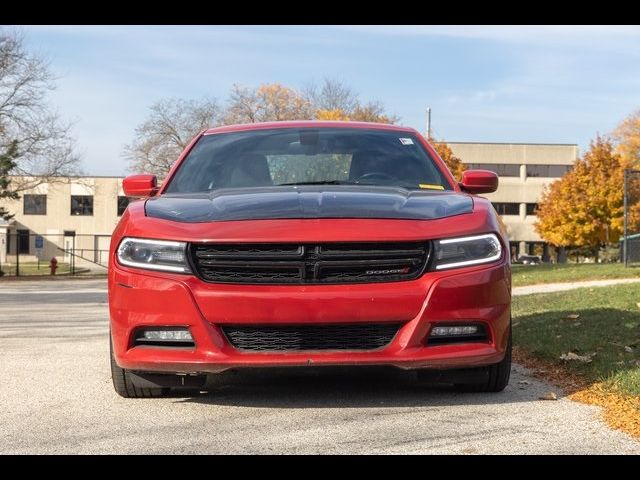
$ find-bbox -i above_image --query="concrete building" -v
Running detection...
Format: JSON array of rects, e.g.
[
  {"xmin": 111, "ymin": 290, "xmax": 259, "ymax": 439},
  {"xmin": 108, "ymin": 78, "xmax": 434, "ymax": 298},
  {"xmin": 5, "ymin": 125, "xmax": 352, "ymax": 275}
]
[
  {"xmin": 444, "ymin": 142, "xmax": 579, "ymax": 261},
  {"xmin": 0, "ymin": 176, "xmax": 128, "ymax": 271}
]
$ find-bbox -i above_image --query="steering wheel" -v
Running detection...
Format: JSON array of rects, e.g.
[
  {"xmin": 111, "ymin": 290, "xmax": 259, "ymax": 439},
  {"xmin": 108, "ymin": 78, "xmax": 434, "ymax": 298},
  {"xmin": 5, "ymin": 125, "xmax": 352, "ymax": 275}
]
[{"xmin": 355, "ymin": 172, "xmax": 396, "ymax": 184}]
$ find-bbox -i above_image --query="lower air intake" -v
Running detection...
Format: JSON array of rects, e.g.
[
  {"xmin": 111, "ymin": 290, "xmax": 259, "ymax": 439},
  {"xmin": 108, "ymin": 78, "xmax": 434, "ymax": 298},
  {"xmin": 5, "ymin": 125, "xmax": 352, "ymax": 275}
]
[{"xmin": 221, "ymin": 323, "xmax": 401, "ymax": 352}]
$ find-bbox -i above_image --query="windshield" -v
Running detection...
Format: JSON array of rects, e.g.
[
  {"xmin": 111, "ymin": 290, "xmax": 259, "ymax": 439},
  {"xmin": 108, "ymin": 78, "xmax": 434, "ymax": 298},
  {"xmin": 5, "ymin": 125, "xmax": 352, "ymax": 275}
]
[{"xmin": 164, "ymin": 128, "xmax": 452, "ymax": 193}]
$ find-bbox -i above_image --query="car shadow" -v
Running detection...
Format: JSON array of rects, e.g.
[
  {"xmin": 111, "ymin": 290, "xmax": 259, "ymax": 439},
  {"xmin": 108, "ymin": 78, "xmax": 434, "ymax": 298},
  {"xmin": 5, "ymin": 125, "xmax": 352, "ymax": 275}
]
[{"xmin": 173, "ymin": 365, "xmax": 542, "ymax": 408}]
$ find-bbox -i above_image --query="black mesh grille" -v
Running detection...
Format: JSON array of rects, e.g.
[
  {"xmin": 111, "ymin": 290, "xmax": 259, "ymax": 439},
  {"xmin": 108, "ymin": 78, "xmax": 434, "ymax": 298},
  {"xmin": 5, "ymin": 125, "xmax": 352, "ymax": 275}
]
[
  {"xmin": 190, "ymin": 241, "xmax": 430, "ymax": 284},
  {"xmin": 221, "ymin": 323, "xmax": 401, "ymax": 352}
]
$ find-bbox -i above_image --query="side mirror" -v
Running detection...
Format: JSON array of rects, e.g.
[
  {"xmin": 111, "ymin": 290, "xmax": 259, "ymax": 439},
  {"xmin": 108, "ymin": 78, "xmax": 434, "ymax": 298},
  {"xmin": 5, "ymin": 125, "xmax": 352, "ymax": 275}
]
[
  {"xmin": 123, "ymin": 175, "xmax": 158, "ymax": 197},
  {"xmin": 459, "ymin": 169, "xmax": 498, "ymax": 194}
]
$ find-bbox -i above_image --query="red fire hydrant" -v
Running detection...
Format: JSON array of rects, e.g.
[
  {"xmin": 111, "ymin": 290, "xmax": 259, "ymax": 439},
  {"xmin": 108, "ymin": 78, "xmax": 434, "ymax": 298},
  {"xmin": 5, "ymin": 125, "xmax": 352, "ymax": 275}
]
[{"xmin": 49, "ymin": 257, "xmax": 58, "ymax": 275}]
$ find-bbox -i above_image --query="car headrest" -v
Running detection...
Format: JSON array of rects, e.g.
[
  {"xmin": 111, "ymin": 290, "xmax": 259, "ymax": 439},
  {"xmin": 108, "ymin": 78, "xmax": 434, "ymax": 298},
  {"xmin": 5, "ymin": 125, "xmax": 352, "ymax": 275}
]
[
  {"xmin": 348, "ymin": 152, "xmax": 399, "ymax": 181},
  {"xmin": 228, "ymin": 153, "xmax": 273, "ymax": 188}
]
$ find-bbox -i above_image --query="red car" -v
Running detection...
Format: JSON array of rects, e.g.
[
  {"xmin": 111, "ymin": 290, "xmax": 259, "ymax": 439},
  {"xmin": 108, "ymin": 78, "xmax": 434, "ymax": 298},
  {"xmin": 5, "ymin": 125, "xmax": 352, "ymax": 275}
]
[{"xmin": 109, "ymin": 121, "xmax": 511, "ymax": 398}]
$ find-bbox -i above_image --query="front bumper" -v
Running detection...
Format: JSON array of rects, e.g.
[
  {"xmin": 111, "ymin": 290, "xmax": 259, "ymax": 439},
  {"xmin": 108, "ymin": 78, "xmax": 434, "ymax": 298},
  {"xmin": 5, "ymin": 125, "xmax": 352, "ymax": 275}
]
[{"xmin": 109, "ymin": 261, "xmax": 511, "ymax": 374}]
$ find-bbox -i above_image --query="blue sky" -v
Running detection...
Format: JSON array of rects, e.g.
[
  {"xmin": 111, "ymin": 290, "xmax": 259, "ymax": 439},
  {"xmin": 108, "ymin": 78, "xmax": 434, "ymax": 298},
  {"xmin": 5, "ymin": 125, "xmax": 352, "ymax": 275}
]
[{"xmin": 21, "ymin": 25, "xmax": 640, "ymax": 176}]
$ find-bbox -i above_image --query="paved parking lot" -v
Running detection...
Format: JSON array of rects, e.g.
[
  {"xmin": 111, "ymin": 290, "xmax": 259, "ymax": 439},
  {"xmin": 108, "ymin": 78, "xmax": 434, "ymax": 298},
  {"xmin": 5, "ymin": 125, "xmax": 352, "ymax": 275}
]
[{"xmin": 1, "ymin": 278, "xmax": 638, "ymax": 454}]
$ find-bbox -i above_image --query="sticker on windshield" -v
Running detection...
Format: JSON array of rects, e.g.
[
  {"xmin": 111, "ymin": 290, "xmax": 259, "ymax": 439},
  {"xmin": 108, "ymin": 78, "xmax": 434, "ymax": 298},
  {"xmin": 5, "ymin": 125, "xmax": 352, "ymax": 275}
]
[
  {"xmin": 419, "ymin": 184, "xmax": 445, "ymax": 190},
  {"xmin": 399, "ymin": 137, "xmax": 414, "ymax": 145}
]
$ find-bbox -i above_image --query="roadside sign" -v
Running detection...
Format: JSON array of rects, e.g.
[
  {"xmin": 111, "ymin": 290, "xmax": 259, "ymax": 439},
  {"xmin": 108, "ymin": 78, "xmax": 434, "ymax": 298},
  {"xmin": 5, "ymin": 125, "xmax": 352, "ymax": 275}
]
[{"xmin": 35, "ymin": 235, "xmax": 44, "ymax": 249}]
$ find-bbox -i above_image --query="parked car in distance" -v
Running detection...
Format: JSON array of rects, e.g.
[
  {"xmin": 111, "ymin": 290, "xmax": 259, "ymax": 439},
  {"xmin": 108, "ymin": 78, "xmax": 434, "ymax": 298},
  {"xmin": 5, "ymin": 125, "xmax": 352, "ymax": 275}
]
[
  {"xmin": 515, "ymin": 255, "xmax": 542, "ymax": 265},
  {"xmin": 109, "ymin": 121, "xmax": 511, "ymax": 397}
]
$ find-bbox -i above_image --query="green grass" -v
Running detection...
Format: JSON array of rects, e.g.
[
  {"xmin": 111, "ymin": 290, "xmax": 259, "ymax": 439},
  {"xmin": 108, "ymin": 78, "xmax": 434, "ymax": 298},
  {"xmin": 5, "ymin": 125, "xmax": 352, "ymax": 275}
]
[
  {"xmin": 512, "ymin": 263, "xmax": 640, "ymax": 287},
  {"xmin": 0, "ymin": 261, "xmax": 71, "ymax": 276},
  {"xmin": 513, "ymin": 283, "xmax": 640, "ymax": 396}
]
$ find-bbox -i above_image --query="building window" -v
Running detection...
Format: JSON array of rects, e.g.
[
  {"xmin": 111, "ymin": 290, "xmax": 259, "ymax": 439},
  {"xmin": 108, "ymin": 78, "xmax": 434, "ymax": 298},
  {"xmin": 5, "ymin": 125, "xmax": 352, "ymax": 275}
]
[
  {"xmin": 70, "ymin": 195, "xmax": 93, "ymax": 216},
  {"xmin": 492, "ymin": 202, "xmax": 520, "ymax": 215},
  {"xmin": 117, "ymin": 196, "xmax": 130, "ymax": 216},
  {"xmin": 526, "ymin": 203, "xmax": 538, "ymax": 216},
  {"xmin": 17, "ymin": 229, "xmax": 30, "ymax": 254},
  {"xmin": 467, "ymin": 163, "xmax": 520, "ymax": 177},
  {"xmin": 526, "ymin": 164, "xmax": 572, "ymax": 178},
  {"xmin": 23, "ymin": 194, "xmax": 47, "ymax": 215}
]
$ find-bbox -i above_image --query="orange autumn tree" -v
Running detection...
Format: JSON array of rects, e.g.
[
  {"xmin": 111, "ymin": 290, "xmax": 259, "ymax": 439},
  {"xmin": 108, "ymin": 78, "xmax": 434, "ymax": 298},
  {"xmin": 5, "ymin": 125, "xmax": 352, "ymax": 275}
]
[
  {"xmin": 535, "ymin": 136, "xmax": 640, "ymax": 253},
  {"xmin": 431, "ymin": 141, "xmax": 466, "ymax": 181},
  {"xmin": 315, "ymin": 108, "xmax": 351, "ymax": 121},
  {"xmin": 314, "ymin": 104, "xmax": 397, "ymax": 124},
  {"xmin": 224, "ymin": 83, "xmax": 313, "ymax": 124},
  {"xmin": 613, "ymin": 109, "xmax": 640, "ymax": 165}
]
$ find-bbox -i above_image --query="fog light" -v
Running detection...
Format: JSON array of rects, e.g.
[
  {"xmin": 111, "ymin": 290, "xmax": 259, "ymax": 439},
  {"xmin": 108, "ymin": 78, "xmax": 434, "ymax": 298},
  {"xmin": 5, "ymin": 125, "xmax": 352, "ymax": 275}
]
[
  {"xmin": 142, "ymin": 330, "xmax": 193, "ymax": 341},
  {"xmin": 134, "ymin": 328, "xmax": 194, "ymax": 347},
  {"xmin": 430, "ymin": 325, "xmax": 479, "ymax": 337}
]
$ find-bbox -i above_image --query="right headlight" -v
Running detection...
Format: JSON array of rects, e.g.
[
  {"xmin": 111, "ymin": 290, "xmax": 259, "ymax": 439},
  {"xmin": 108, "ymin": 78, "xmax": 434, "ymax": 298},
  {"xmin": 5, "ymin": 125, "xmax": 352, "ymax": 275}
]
[
  {"xmin": 116, "ymin": 237, "xmax": 191, "ymax": 273},
  {"xmin": 433, "ymin": 233, "xmax": 502, "ymax": 270}
]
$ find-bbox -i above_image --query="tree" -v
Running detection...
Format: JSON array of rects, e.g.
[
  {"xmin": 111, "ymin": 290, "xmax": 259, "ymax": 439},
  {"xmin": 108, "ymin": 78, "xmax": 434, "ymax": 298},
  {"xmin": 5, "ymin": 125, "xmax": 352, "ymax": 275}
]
[
  {"xmin": 613, "ymin": 109, "xmax": 640, "ymax": 165},
  {"xmin": 303, "ymin": 78, "xmax": 359, "ymax": 113},
  {"xmin": 305, "ymin": 78, "xmax": 398, "ymax": 123},
  {"xmin": 315, "ymin": 108, "xmax": 350, "ymax": 121},
  {"xmin": 0, "ymin": 141, "xmax": 19, "ymax": 220},
  {"xmin": 349, "ymin": 101, "xmax": 398, "ymax": 124},
  {"xmin": 535, "ymin": 136, "xmax": 640, "ymax": 254},
  {"xmin": 124, "ymin": 97, "xmax": 221, "ymax": 175},
  {"xmin": 125, "ymin": 80, "xmax": 400, "ymax": 175},
  {"xmin": 0, "ymin": 29, "xmax": 79, "ymax": 193},
  {"xmin": 431, "ymin": 141, "xmax": 466, "ymax": 180},
  {"xmin": 224, "ymin": 83, "xmax": 313, "ymax": 124}
]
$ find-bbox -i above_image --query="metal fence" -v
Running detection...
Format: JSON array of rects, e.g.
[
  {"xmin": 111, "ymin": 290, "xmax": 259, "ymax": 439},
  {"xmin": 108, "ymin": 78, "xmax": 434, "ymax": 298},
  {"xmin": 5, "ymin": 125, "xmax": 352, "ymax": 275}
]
[
  {"xmin": 0, "ymin": 232, "xmax": 109, "ymax": 277},
  {"xmin": 623, "ymin": 169, "xmax": 640, "ymax": 266}
]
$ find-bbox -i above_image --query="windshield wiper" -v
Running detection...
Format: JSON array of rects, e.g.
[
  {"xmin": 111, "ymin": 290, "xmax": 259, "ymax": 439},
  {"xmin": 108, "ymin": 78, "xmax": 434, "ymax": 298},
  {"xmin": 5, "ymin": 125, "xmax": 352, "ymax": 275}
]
[
  {"xmin": 278, "ymin": 180, "xmax": 429, "ymax": 190},
  {"xmin": 278, "ymin": 180, "xmax": 358, "ymax": 186}
]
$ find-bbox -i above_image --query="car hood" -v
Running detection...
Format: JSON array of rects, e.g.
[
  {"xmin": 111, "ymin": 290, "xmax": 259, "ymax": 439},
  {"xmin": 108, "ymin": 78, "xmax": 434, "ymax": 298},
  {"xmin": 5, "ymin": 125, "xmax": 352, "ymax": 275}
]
[{"xmin": 144, "ymin": 186, "xmax": 473, "ymax": 223}]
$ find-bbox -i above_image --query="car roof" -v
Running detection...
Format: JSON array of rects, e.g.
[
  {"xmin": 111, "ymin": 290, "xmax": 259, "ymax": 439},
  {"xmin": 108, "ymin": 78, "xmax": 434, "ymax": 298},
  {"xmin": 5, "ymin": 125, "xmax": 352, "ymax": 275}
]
[{"xmin": 204, "ymin": 121, "xmax": 418, "ymax": 136}]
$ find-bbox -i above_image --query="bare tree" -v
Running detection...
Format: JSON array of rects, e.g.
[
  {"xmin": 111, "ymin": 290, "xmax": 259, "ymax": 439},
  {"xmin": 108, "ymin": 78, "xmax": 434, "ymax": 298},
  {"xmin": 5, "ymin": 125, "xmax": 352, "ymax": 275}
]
[
  {"xmin": 303, "ymin": 78, "xmax": 359, "ymax": 113},
  {"xmin": 124, "ymin": 97, "xmax": 221, "ymax": 176},
  {"xmin": 0, "ymin": 29, "xmax": 80, "ymax": 193}
]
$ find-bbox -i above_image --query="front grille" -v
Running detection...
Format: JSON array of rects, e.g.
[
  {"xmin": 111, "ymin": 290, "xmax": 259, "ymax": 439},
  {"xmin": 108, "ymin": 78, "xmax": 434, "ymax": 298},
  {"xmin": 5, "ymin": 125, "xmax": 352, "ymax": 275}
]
[
  {"xmin": 221, "ymin": 323, "xmax": 401, "ymax": 352},
  {"xmin": 190, "ymin": 241, "xmax": 430, "ymax": 284}
]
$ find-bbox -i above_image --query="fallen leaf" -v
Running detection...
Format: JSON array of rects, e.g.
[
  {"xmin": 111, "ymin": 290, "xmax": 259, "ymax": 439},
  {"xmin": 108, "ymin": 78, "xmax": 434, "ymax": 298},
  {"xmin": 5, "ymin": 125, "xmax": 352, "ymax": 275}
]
[
  {"xmin": 624, "ymin": 346, "xmax": 634, "ymax": 353},
  {"xmin": 560, "ymin": 352, "xmax": 593, "ymax": 363},
  {"xmin": 539, "ymin": 391, "xmax": 558, "ymax": 401},
  {"xmin": 517, "ymin": 380, "xmax": 531, "ymax": 385},
  {"xmin": 566, "ymin": 313, "xmax": 580, "ymax": 320}
]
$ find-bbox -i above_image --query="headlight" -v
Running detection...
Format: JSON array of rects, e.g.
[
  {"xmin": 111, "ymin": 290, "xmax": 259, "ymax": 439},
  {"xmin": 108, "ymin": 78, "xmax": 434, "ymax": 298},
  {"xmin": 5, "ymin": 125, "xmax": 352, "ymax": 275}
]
[
  {"xmin": 116, "ymin": 237, "xmax": 191, "ymax": 273},
  {"xmin": 433, "ymin": 233, "xmax": 502, "ymax": 270}
]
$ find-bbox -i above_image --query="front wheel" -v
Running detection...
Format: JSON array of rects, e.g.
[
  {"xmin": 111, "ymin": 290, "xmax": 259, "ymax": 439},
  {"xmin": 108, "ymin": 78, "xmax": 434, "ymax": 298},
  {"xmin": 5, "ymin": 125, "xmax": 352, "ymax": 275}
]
[
  {"xmin": 110, "ymin": 338, "xmax": 169, "ymax": 398},
  {"xmin": 455, "ymin": 325, "xmax": 512, "ymax": 393}
]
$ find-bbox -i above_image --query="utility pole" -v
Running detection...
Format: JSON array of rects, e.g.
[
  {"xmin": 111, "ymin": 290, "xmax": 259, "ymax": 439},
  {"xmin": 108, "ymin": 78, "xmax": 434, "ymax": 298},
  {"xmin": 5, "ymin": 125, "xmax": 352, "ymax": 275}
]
[
  {"xmin": 426, "ymin": 107, "xmax": 432, "ymax": 140},
  {"xmin": 624, "ymin": 168, "xmax": 628, "ymax": 267}
]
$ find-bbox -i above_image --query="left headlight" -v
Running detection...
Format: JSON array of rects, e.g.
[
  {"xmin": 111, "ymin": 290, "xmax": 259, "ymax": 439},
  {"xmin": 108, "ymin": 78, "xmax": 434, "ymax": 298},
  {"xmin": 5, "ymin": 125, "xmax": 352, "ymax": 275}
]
[
  {"xmin": 433, "ymin": 233, "xmax": 502, "ymax": 270},
  {"xmin": 116, "ymin": 237, "xmax": 191, "ymax": 273}
]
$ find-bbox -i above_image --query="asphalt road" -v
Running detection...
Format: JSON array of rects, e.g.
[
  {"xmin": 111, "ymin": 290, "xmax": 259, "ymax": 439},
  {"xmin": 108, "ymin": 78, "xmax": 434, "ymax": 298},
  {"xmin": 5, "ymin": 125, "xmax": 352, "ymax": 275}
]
[{"xmin": 1, "ymin": 278, "xmax": 638, "ymax": 454}]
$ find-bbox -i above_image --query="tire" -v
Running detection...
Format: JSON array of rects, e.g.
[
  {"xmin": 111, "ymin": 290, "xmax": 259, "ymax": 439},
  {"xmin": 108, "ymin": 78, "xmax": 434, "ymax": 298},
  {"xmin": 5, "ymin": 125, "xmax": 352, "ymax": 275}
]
[
  {"xmin": 110, "ymin": 337, "xmax": 169, "ymax": 398},
  {"xmin": 455, "ymin": 324, "xmax": 512, "ymax": 393}
]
